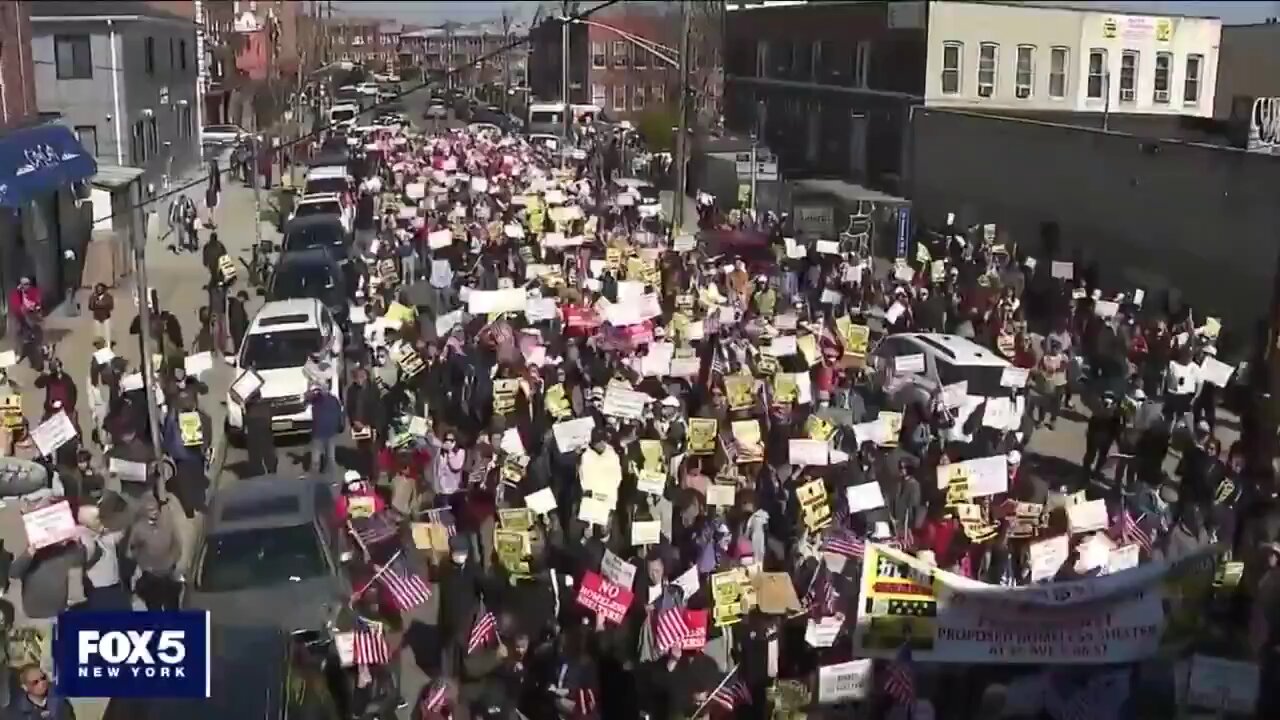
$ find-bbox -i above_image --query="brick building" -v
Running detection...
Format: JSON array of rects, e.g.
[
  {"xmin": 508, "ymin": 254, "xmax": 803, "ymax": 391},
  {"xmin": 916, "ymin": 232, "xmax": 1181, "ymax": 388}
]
[
  {"xmin": 400, "ymin": 22, "xmax": 526, "ymax": 89},
  {"xmin": 0, "ymin": 0, "xmax": 38, "ymax": 129}
]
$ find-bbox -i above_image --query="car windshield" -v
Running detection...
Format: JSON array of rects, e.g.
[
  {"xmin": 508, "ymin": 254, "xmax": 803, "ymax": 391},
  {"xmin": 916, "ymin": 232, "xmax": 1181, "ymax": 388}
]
[
  {"xmin": 304, "ymin": 178, "xmax": 347, "ymax": 195},
  {"xmin": 530, "ymin": 110, "xmax": 563, "ymax": 125},
  {"xmin": 271, "ymin": 261, "xmax": 343, "ymax": 306},
  {"xmin": 242, "ymin": 328, "xmax": 323, "ymax": 371},
  {"xmin": 331, "ymin": 109, "xmax": 355, "ymax": 122},
  {"xmin": 205, "ymin": 125, "xmax": 239, "ymax": 133},
  {"xmin": 295, "ymin": 202, "xmax": 341, "ymax": 218},
  {"xmin": 197, "ymin": 524, "xmax": 327, "ymax": 592}
]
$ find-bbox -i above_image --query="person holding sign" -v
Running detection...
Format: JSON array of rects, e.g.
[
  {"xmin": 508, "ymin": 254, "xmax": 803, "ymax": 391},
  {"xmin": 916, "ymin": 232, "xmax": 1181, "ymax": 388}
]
[{"xmin": 161, "ymin": 391, "xmax": 212, "ymax": 518}]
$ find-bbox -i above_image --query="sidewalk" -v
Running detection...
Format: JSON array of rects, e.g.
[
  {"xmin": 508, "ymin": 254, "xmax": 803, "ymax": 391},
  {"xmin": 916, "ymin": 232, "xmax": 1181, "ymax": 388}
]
[{"xmin": 0, "ymin": 166, "xmax": 277, "ymax": 718}]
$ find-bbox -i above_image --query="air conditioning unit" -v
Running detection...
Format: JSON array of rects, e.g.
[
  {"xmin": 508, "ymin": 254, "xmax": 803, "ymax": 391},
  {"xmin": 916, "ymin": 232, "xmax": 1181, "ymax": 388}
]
[
  {"xmin": 1120, "ymin": 88, "xmax": 1135, "ymax": 101},
  {"xmin": 1155, "ymin": 89, "xmax": 1170, "ymax": 102},
  {"xmin": 1016, "ymin": 87, "xmax": 1031, "ymax": 99}
]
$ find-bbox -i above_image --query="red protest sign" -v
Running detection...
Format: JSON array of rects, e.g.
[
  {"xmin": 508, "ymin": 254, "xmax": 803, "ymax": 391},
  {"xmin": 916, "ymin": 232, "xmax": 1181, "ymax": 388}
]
[
  {"xmin": 681, "ymin": 609, "xmax": 708, "ymax": 650},
  {"xmin": 575, "ymin": 571, "xmax": 634, "ymax": 625}
]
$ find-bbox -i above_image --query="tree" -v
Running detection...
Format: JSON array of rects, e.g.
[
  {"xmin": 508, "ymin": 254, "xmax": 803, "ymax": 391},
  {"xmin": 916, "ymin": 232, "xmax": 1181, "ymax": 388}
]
[{"xmin": 636, "ymin": 107, "xmax": 678, "ymax": 152}]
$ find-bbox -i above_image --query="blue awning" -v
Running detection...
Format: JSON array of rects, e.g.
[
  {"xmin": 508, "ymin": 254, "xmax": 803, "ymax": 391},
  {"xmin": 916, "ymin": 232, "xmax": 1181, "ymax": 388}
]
[{"xmin": 0, "ymin": 123, "xmax": 98, "ymax": 208}]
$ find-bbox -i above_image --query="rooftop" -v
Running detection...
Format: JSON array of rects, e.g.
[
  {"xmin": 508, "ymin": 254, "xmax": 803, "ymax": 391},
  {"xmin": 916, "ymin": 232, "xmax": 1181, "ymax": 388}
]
[
  {"xmin": 29, "ymin": 0, "xmax": 191, "ymax": 22},
  {"xmin": 726, "ymin": 0, "xmax": 1226, "ymax": 21}
]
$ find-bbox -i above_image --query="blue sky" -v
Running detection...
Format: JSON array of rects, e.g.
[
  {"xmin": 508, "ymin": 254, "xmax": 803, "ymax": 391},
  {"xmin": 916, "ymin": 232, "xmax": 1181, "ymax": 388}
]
[{"xmin": 335, "ymin": 1, "xmax": 1279, "ymax": 25}]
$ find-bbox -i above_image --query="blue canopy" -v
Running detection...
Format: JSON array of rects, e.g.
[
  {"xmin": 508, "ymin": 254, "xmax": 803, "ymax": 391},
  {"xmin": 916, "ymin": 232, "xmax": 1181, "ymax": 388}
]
[{"xmin": 0, "ymin": 123, "xmax": 97, "ymax": 208}]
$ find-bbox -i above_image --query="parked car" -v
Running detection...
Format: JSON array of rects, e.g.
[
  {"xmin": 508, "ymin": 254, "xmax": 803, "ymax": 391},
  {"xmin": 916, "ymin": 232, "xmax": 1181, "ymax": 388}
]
[
  {"xmin": 424, "ymin": 100, "xmax": 449, "ymax": 120},
  {"xmin": 613, "ymin": 177, "xmax": 663, "ymax": 219},
  {"xmin": 289, "ymin": 193, "xmax": 352, "ymax": 237},
  {"xmin": 268, "ymin": 246, "xmax": 351, "ymax": 328},
  {"xmin": 870, "ymin": 332, "xmax": 1014, "ymax": 407},
  {"xmin": 202, "ymin": 124, "xmax": 248, "ymax": 144},
  {"xmin": 184, "ymin": 476, "xmax": 352, "ymax": 633},
  {"xmin": 224, "ymin": 298, "xmax": 344, "ymax": 438}
]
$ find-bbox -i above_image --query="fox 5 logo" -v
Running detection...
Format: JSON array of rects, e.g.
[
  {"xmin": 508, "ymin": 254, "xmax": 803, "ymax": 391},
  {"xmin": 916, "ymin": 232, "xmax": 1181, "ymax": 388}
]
[{"xmin": 55, "ymin": 611, "xmax": 210, "ymax": 698}]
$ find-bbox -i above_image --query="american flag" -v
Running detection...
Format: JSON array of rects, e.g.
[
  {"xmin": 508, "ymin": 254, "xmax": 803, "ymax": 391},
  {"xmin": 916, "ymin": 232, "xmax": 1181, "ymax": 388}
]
[
  {"xmin": 822, "ymin": 529, "xmax": 865, "ymax": 559},
  {"xmin": 1045, "ymin": 669, "xmax": 1131, "ymax": 720},
  {"xmin": 467, "ymin": 610, "xmax": 499, "ymax": 653},
  {"xmin": 1110, "ymin": 511, "xmax": 1153, "ymax": 555},
  {"xmin": 803, "ymin": 566, "xmax": 837, "ymax": 618},
  {"xmin": 419, "ymin": 679, "xmax": 449, "ymax": 714},
  {"xmin": 375, "ymin": 554, "xmax": 432, "ymax": 610},
  {"xmin": 710, "ymin": 350, "xmax": 725, "ymax": 379},
  {"xmin": 351, "ymin": 512, "xmax": 399, "ymax": 547},
  {"xmin": 352, "ymin": 617, "xmax": 391, "ymax": 666},
  {"xmin": 654, "ymin": 607, "xmax": 690, "ymax": 652},
  {"xmin": 882, "ymin": 646, "xmax": 916, "ymax": 706},
  {"xmin": 427, "ymin": 507, "xmax": 458, "ymax": 538},
  {"xmin": 574, "ymin": 688, "xmax": 597, "ymax": 717},
  {"xmin": 709, "ymin": 678, "xmax": 752, "ymax": 711}
]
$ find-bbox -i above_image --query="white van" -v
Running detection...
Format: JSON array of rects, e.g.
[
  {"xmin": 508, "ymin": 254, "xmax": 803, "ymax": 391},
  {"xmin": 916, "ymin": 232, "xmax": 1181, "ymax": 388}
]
[{"xmin": 328, "ymin": 103, "xmax": 359, "ymax": 128}]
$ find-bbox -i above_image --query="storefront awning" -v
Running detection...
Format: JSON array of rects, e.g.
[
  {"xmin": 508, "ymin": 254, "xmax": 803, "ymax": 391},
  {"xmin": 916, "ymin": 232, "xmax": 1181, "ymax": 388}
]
[{"xmin": 0, "ymin": 123, "xmax": 97, "ymax": 208}]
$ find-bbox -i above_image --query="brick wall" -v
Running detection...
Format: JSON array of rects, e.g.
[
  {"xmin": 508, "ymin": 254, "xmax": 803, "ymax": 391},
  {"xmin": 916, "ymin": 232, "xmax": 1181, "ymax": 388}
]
[{"xmin": 0, "ymin": 1, "xmax": 38, "ymax": 129}]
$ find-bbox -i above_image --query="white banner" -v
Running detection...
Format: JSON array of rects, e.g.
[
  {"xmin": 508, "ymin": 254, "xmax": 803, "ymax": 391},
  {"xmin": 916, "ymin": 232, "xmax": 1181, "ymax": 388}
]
[
  {"xmin": 602, "ymin": 387, "xmax": 648, "ymax": 421},
  {"xmin": 817, "ymin": 659, "xmax": 873, "ymax": 703}
]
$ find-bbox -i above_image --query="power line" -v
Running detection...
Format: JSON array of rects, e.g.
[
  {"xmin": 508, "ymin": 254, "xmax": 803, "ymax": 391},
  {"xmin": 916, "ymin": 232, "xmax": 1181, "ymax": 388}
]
[{"xmin": 88, "ymin": 0, "xmax": 624, "ymax": 228}]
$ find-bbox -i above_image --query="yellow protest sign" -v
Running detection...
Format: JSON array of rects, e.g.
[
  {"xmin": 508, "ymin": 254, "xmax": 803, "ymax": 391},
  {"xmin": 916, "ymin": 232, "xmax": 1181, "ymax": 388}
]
[
  {"xmin": 495, "ymin": 529, "xmax": 531, "ymax": 576},
  {"xmin": 878, "ymin": 411, "xmax": 902, "ymax": 447},
  {"xmin": 493, "ymin": 379, "xmax": 520, "ymax": 415},
  {"xmin": 502, "ymin": 454, "xmax": 530, "ymax": 484},
  {"xmin": 689, "ymin": 418, "xmax": 718, "ymax": 455},
  {"xmin": 797, "ymin": 479, "xmax": 831, "ymax": 531},
  {"xmin": 637, "ymin": 440, "xmax": 667, "ymax": 493},
  {"xmin": 178, "ymin": 412, "xmax": 203, "ymax": 446},
  {"xmin": 0, "ymin": 395, "xmax": 22, "ymax": 428},
  {"xmin": 605, "ymin": 247, "xmax": 622, "ymax": 271},
  {"xmin": 348, "ymin": 495, "xmax": 376, "ymax": 519},
  {"xmin": 723, "ymin": 376, "xmax": 755, "ymax": 412},
  {"xmin": 805, "ymin": 416, "xmax": 835, "ymax": 442},
  {"xmin": 856, "ymin": 544, "xmax": 940, "ymax": 653},
  {"xmin": 544, "ymin": 383, "xmax": 572, "ymax": 419},
  {"xmin": 731, "ymin": 420, "xmax": 764, "ymax": 464},
  {"xmin": 711, "ymin": 570, "xmax": 745, "ymax": 626},
  {"xmin": 755, "ymin": 352, "xmax": 778, "ymax": 376},
  {"xmin": 771, "ymin": 373, "xmax": 798, "ymax": 404},
  {"xmin": 836, "ymin": 317, "xmax": 870, "ymax": 357},
  {"xmin": 499, "ymin": 508, "xmax": 534, "ymax": 532},
  {"xmin": 797, "ymin": 335, "xmax": 819, "ymax": 366}
]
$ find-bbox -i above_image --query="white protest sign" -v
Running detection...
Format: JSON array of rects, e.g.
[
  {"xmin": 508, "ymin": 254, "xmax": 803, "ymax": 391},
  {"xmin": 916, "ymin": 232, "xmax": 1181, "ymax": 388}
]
[
  {"xmin": 1067, "ymin": 499, "xmax": 1108, "ymax": 534},
  {"xmin": 92, "ymin": 347, "xmax": 116, "ymax": 365},
  {"xmin": 31, "ymin": 411, "xmax": 77, "ymax": 456},
  {"xmin": 895, "ymin": 354, "xmax": 925, "ymax": 375},
  {"xmin": 405, "ymin": 182, "xmax": 425, "ymax": 199},
  {"xmin": 965, "ymin": 455, "xmax": 1009, "ymax": 498},
  {"xmin": 632, "ymin": 520, "xmax": 661, "ymax": 546},
  {"xmin": 982, "ymin": 397, "xmax": 1017, "ymax": 430},
  {"xmin": 1108, "ymin": 544, "xmax": 1140, "ymax": 574},
  {"xmin": 525, "ymin": 487, "xmax": 558, "ymax": 515},
  {"xmin": 229, "ymin": 369, "xmax": 264, "ymax": 403},
  {"xmin": 578, "ymin": 495, "xmax": 612, "ymax": 526},
  {"xmin": 0, "ymin": 350, "xmax": 17, "ymax": 369},
  {"xmin": 770, "ymin": 336, "xmax": 797, "ymax": 357},
  {"xmin": 1199, "ymin": 357, "xmax": 1234, "ymax": 387},
  {"xmin": 706, "ymin": 483, "xmax": 736, "ymax": 507},
  {"xmin": 817, "ymin": 659, "xmax": 873, "ymax": 703},
  {"xmin": 121, "ymin": 372, "xmax": 145, "ymax": 392},
  {"xmin": 468, "ymin": 288, "xmax": 527, "ymax": 314},
  {"xmin": 1094, "ymin": 300, "xmax": 1120, "ymax": 318},
  {"xmin": 526, "ymin": 298, "xmax": 558, "ymax": 323},
  {"xmin": 805, "ymin": 617, "xmax": 842, "ymax": 648},
  {"xmin": 427, "ymin": 229, "xmax": 453, "ymax": 249},
  {"xmin": 846, "ymin": 482, "xmax": 886, "ymax": 513},
  {"xmin": 182, "ymin": 351, "xmax": 214, "ymax": 378},
  {"xmin": 435, "ymin": 310, "xmax": 463, "ymax": 337},
  {"xmin": 1051, "ymin": 261, "xmax": 1074, "ymax": 280},
  {"xmin": 22, "ymin": 500, "xmax": 77, "ymax": 549},
  {"xmin": 789, "ymin": 439, "xmax": 830, "ymax": 466},
  {"xmin": 1029, "ymin": 534, "xmax": 1069, "ymax": 583},
  {"xmin": 602, "ymin": 387, "xmax": 649, "ymax": 421},
  {"xmin": 673, "ymin": 566, "xmax": 700, "ymax": 599},
  {"xmin": 600, "ymin": 549, "xmax": 637, "ymax": 589},
  {"xmin": 552, "ymin": 417, "xmax": 595, "ymax": 452},
  {"xmin": 1187, "ymin": 655, "xmax": 1259, "ymax": 714},
  {"xmin": 1001, "ymin": 366, "xmax": 1030, "ymax": 388},
  {"xmin": 641, "ymin": 342, "xmax": 675, "ymax": 377},
  {"xmin": 941, "ymin": 381, "xmax": 968, "ymax": 409},
  {"xmin": 108, "ymin": 457, "xmax": 149, "ymax": 483}
]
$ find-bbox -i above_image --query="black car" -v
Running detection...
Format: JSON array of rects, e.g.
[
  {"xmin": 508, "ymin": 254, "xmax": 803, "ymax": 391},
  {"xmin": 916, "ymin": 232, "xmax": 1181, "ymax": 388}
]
[
  {"xmin": 102, "ymin": 623, "xmax": 347, "ymax": 720},
  {"xmin": 269, "ymin": 246, "xmax": 351, "ymax": 327},
  {"xmin": 283, "ymin": 215, "xmax": 350, "ymax": 260}
]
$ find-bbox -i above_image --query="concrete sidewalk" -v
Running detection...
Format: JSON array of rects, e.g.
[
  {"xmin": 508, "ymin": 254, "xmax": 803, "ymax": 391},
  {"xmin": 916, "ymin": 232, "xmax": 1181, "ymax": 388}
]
[{"xmin": 0, "ymin": 166, "xmax": 278, "ymax": 719}]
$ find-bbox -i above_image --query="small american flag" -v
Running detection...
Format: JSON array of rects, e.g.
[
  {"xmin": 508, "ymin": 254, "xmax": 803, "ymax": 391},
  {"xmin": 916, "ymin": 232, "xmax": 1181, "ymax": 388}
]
[
  {"xmin": 352, "ymin": 617, "xmax": 391, "ymax": 666},
  {"xmin": 375, "ymin": 554, "xmax": 432, "ymax": 610},
  {"xmin": 654, "ymin": 607, "xmax": 690, "ymax": 652},
  {"xmin": 427, "ymin": 507, "xmax": 458, "ymax": 537},
  {"xmin": 574, "ymin": 687, "xmax": 597, "ymax": 717},
  {"xmin": 709, "ymin": 678, "xmax": 752, "ymax": 711},
  {"xmin": 803, "ymin": 566, "xmax": 837, "ymax": 618},
  {"xmin": 467, "ymin": 610, "xmax": 499, "ymax": 653},
  {"xmin": 419, "ymin": 679, "xmax": 449, "ymax": 713},
  {"xmin": 351, "ymin": 512, "xmax": 399, "ymax": 547},
  {"xmin": 1111, "ymin": 511, "xmax": 1152, "ymax": 555},
  {"xmin": 822, "ymin": 529, "xmax": 865, "ymax": 559},
  {"xmin": 882, "ymin": 646, "xmax": 916, "ymax": 706},
  {"xmin": 710, "ymin": 351, "xmax": 725, "ymax": 379}
]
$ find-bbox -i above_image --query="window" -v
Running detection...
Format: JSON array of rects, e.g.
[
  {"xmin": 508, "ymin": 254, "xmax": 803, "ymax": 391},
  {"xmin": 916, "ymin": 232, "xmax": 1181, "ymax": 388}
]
[
  {"xmin": 756, "ymin": 40, "xmax": 767, "ymax": 76},
  {"xmin": 1119, "ymin": 50, "xmax": 1137, "ymax": 102},
  {"xmin": 180, "ymin": 39, "xmax": 188, "ymax": 71},
  {"xmin": 54, "ymin": 35, "xmax": 92, "ymax": 79},
  {"xmin": 1087, "ymin": 48, "xmax": 1106, "ymax": 99},
  {"xmin": 633, "ymin": 85, "xmax": 645, "ymax": 110},
  {"xmin": 940, "ymin": 41, "xmax": 962, "ymax": 94},
  {"xmin": 634, "ymin": 46, "xmax": 647, "ymax": 69},
  {"xmin": 612, "ymin": 40, "xmax": 628, "ymax": 68},
  {"xmin": 977, "ymin": 42, "xmax": 997, "ymax": 97},
  {"xmin": 182, "ymin": 106, "xmax": 193, "ymax": 138},
  {"xmin": 1184, "ymin": 54, "xmax": 1202, "ymax": 104},
  {"xmin": 592, "ymin": 42, "xmax": 605, "ymax": 68},
  {"xmin": 147, "ymin": 117, "xmax": 159, "ymax": 156},
  {"xmin": 793, "ymin": 41, "xmax": 812, "ymax": 79},
  {"xmin": 145, "ymin": 36, "xmax": 156, "ymax": 75},
  {"xmin": 131, "ymin": 121, "xmax": 146, "ymax": 165},
  {"xmin": 1015, "ymin": 45, "xmax": 1034, "ymax": 98},
  {"xmin": 854, "ymin": 40, "xmax": 871, "ymax": 88},
  {"xmin": 591, "ymin": 83, "xmax": 606, "ymax": 108},
  {"xmin": 169, "ymin": 38, "xmax": 175, "ymax": 71},
  {"xmin": 810, "ymin": 41, "xmax": 821, "ymax": 81},
  {"xmin": 74, "ymin": 125, "xmax": 98, "ymax": 156},
  {"xmin": 1049, "ymin": 46, "xmax": 1068, "ymax": 98},
  {"xmin": 612, "ymin": 83, "xmax": 626, "ymax": 112},
  {"xmin": 652, "ymin": 83, "xmax": 664, "ymax": 105},
  {"xmin": 1153, "ymin": 51, "xmax": 1171, "ymax": 103}
]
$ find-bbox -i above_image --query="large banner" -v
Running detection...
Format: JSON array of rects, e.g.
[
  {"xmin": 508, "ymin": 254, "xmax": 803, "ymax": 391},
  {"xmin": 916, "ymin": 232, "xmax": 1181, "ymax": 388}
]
[{"xmin": 853, "ymin": 543, "xmax": 1216, "ymax": 664}]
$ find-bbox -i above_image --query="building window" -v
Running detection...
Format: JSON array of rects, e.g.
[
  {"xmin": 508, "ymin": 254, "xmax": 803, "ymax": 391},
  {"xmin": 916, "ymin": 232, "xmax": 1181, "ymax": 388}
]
[
  {"xmin": 1153, "ymin": 51, "xmax": 1171, "ymax": 103},
  {"xmin": 54, "ymin": 35, "xmax": 93, "ymax": 79},
  {"xmin": 1015, "ymin": 45, "xmax": 1034, "ymax": 98},
  {"xmin": 1087, "ymin": 48, "xmax": 1106, "ymax": 99},
  {"xmin": 1048, "ymin": 46, "xmax": 1068, "ymax": 98},
  {"xmin": 940, "ymin": 41, "xmax": 962, "ymax": 94},
  {"xmin": 131, "ymin": 121, "xmax": 146, "ymax": 165},
  {"xmin": 592, "ymin": 42, "xmax": 605, "ymax": 69},
  {"xmin": 74, "ymin": 125, "xmax": 98, "ymax": 156},
  {"xmin": 180, "ymin": 39, "xmax": 188, "ymax": 71},
  {"xmin": 810, "ymin": 41, "xmax": 821, "ymax": 82},
  {"xmin": 1119, "ymin": 50, "xmax": 1137, "ymax": 102},
  {"xmin": 756, "ymin": 40, "xmax": 767, "ymax": 76},
  {"xmin": 612, "ymin": 40, "xmax": 628, "ymax": 68},
  {"xmin": 652, "ymin": 83, "xmax": 664, "ymax": 105},
  {"xmin": 817, "ymin": 39, "xmax": 839, "ymax": 80},
  {"xmin": 634, "ymin": 85, "xmax": 645, "ymax": 110},
  {"xmin": 1184, "ymin": 54, "xmax": 1202, "ymax": 104},
  {"xmin": 793, "ymin": 41, "xmax": 812, "ymax": 79},
  {"xmin": 145, "ymin": 36, "xmax": 157, "ymax": 75},
  {"xmin": 591, "ymin": 83, "xmax": 606, "ymax": 107},
  {"xmin": 147, "ymin": 117, "xmax": 159, "ymax": 156},
  {"xmin": 634, "ymin": 46, "xmax": 647, "ymax": 69},
  {"xmin": 613, "ymin": 83, "xmax": 626, "ymax": 112},
  {"xmin": 977, "ymin": 42, "xmax": 997, "ymax": 97},
  {"xmin": 854, "ymin": 41, "xmax": 871, "ymax": 88}
]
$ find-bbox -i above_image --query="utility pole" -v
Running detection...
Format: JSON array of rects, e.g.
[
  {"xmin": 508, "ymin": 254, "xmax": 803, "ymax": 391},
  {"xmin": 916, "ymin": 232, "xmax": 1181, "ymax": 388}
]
[
  {"xmin": 137, "ymin": 208, "xmax": 165, "ymax": 499},
  {"xmin": 672, "ymin": 1, "xmax": 692, "ymax": 232},
  {"xmin": 195, "ymin": 0, "xmax": 206, "ymax": 147},
  {"xmin": 501, "ymin": 9, "xmax": 512, "ymax": 115},
  {"xmin": 561, "ymin": 14, "xmax": 571, "ymax": 140}
]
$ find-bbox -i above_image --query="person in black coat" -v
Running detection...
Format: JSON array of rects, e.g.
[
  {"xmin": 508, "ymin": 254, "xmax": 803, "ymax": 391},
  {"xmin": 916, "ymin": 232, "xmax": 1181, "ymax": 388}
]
[
  {"xmin": 346, "ymin": 366, "xmax": 384, "ymax": 480},
  {"xmin": 227, "ymin": 291, "xmax": 250, "ymax": 353},
  {"xmin": 1083, "ymin": 392, "xmax": 1124, "ymax": 478},
  {"xmin": 243, "ymin": 395, "xmax": 278, "ymax": 476}
]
